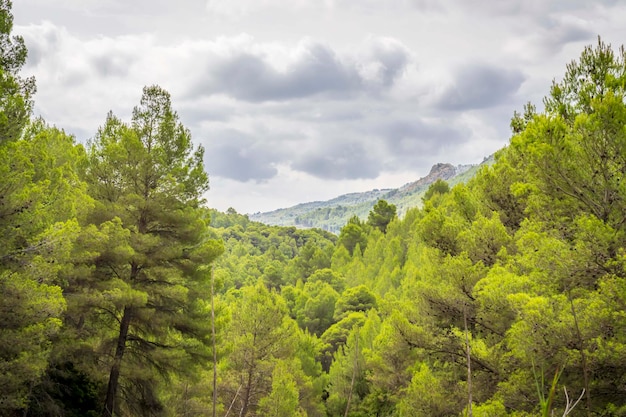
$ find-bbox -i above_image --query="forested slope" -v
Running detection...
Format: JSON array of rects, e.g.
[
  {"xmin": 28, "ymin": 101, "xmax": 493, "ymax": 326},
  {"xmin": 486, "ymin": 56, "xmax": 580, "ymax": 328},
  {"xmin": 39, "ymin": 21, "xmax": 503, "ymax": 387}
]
[
  {"xmin": 2, "ymin": 0, "xmax": 626, "ymax": 414},
  {"xmin": 250, "ymin": 160, "xmax": 490, "ymax": 233}
]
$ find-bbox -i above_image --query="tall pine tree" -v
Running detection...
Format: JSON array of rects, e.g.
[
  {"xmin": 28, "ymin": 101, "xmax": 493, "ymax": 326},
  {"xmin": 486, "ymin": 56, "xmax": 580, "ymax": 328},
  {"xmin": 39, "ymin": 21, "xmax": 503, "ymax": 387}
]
[{"xmin": 78, "ymin": 85, "xmax": 222, "ymax": 417}]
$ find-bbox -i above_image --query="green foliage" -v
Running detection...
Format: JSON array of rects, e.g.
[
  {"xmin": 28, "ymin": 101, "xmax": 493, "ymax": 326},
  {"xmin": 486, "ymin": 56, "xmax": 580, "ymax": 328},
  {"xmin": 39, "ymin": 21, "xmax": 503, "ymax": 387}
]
[
  {"xmin": 0, "ymin": 0, "xmax": 35, "ymax": 144},
  {"xmin": 458, "ymin": 211, "xmax": 511, "ymax": 266},
  {"xmin": 325, "ymin": 324, "xmax": 371, "ymax": 417},
  {"xmin": 210, "ymin": 211, "xmax": 336, "ymax": 290},
  {"xmin": 220, "ymin": 282, "xmax": 300, "ymax": 417},
  {"xmin": 533, "ymin": 363, "xmax": 562, "ymax": 417},
  {"xmin": 338, "ymin": 215, "xmax": 368, "ymax": 256},
  {"xmin": 367, "ymin": 199, "xmax": 397, "ymax": 233},
  {"xmin": 0, "ymin": 53, "xmax": 89, "ymax": 415},
  {"xmin": 469, "ymin": 150, "xmax": 526, "ymax": 231},
  {"xmin": 471, "ymin": 399, "xmax": 508, "ymax": 417},
  {"xmin": 545, "ymin": 37, "xmax": 626, "ymax": 122},
  {"xmin": 6, "ymin": 26, "xmax": 626, "ymax": 417},
  {"xmin": 296, "ymin": 280, "xmax": 340, "ymax": 336},
  {"xmin": 26, "ymin": 362, "xmax": 101, "ymax": 417},
  {"xmin": 422, "ymin": 178, "xmax": 450, "ymax": 203},
  {"xmin": 333, "ymin": 285, "xmax": 377, "ymax": 321},
  {"xmin": 258, "ymin": 360, "xmax": 306, "ymax": 417},
  {"xmin": 68, "ymin": 85, "xmax": 223, "ymax": 416},
  {"xmin": 0, "ymin": 272, "xmax": 65, "ymax": 411},
  {"xmin": 396, "ymin": 363, "xmax": 463, "ymax": 417},
  {"xmin": 321, "ymin": 312, "xmax": 367, "ymax": 365}
]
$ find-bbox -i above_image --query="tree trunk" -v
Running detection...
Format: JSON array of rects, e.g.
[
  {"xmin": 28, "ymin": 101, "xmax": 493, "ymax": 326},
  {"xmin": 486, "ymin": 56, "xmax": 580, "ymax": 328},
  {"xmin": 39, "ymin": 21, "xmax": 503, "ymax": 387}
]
[
  {"xmin": 211, "ymin": 268, "xmax": 217, "ymax": 417},
  {"xmin": 569, "ymin": 295, "xmax": 591, "ymax": 416},
  {"xmin": 464, "ymin": 305, "xmax": 473, "ymax": 417},
  {"xmin": 344, "ymin": 327, "xmax": 359, "ymax": 417},
  {"xmin": 239, "ymin": 364, "xmax": 255, "ymax": 417},
  {"xmin": 102, "ymin": 306, "xmax": 133, "ymax": 417}
]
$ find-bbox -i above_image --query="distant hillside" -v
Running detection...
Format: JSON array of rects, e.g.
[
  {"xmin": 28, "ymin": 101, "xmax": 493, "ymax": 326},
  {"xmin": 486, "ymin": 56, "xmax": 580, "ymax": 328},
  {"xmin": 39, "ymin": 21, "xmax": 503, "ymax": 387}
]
[{"xmin": 250, "ymin": 155, "xmax": 494, "ymax": 233}]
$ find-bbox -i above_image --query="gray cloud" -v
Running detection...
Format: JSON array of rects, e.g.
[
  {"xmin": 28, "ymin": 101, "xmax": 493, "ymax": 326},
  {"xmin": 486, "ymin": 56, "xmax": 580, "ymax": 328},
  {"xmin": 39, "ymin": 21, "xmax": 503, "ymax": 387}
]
[
  {"xmin": 15, "ymin": 0, "xmax": 626, "ymax": 214},
  {"xmin": 21, "ymin": 22, "xmax": 140, "ymax": 84},
  {"xmin": 190, "ymin": 39, "xmax": 411, "ymax": 102},
  {"xmin": 448, "ymin": 0, "xmax": 618, "ymax": 18},
  {"xmin": 292, "ymin": 140, "xmax": 382, "ymax": 180},
  {"xmin": 552, "ymin": 23, "xmax": 594, "ymax": 45},
  {"xmin": 436, "ymin": 64, "xmax": 525, "ymax": 111},
  {"xmin": 178, "ymin": 103, "xmax": 236, "ymax": 126},
  {"xmin": 501, "ymin": 15, "xmax": 596, "ymax": 62},
  {"xmin": 197, "ymin": 100, "xmax": 471, "ymax": 183},
  {"xmin": 409, "ymin": 0, "xmax": 445, "ymax": 11},
  {"xmin": 537, "ymin": 16, "xmax": 595, "ymax": 55},
  {"xmin": 359, "ymin": 37, "xmax": 411, "ymax": 88},
  {"xmin": 375, "ymin": 118, "xmax": 464, "ymax": 156},
  {"xmin": 90, "ymin": 54, "xmax": 134, "ymax": 78},
  {"xmin": 205, "ymin": 129, "xmax": 282, "ymax": 181},
  {"xmin": 193, "ymin": 43, "xmax": 360, "ymax": 102},
  {"xmin": 21, "ymin": 22, "xmax": 62, "ymax": 68}
]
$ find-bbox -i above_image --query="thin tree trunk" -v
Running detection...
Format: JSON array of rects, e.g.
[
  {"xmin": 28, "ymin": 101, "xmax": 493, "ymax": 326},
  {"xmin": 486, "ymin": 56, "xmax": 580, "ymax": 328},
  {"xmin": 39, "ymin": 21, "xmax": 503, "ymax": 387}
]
[
  {"xmin": 102, "ymin": 306, "xmax": 133, "ymax": 417},
  {"xmin": 212, "ymin": 268, "xmax": 218, "ymax": 417},
  {"xmin": 224, "ymin": 385, "xmax": 242, "ymax": 417},
  {"xmin": 182, "ymin": 383, "xmax": 190, "ymax": 417},
  {"xmin": 464, "ymin": 305, "xmax": 473, "ymax": 417},
  {"xmin": 569, "ymin": 295, "xmax": 591, "ymax": 416},
  {"xmin": 344, "ymin": 327, "xmax": 359, "ymax": 417},
  {"xmin": 239, "ymin": 365, "xmax": 254, "ymax": 417}
]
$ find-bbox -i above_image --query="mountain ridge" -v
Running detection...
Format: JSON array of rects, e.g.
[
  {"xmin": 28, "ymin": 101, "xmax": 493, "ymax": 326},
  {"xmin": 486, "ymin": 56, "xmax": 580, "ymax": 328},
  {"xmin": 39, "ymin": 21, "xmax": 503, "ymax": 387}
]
[{"xmin": 250, "ymin": 156, "xmax": 494, "ymax": 233}]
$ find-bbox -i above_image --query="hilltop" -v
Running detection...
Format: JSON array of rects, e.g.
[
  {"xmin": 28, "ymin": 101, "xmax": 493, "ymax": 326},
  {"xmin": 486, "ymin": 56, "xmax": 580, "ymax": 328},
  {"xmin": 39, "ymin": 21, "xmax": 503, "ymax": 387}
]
[{"xmin": 250, "ymin": 155, "xmax": 494, "ymax": 233}]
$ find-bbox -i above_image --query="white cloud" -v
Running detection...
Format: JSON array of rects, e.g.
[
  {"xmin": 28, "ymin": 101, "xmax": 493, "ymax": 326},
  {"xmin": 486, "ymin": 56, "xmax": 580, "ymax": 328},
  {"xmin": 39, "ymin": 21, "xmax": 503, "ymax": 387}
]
[{"xmin": 13, "ymin": 0, "xmax": 626, "ymax": 213}]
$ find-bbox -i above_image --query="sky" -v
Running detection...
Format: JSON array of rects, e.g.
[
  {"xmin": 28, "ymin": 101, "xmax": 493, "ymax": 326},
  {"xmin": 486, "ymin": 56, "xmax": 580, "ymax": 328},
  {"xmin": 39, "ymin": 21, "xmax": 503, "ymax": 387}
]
[{"xmin": 13, "ymin": 0, "xmax": 626, "ymax": 214}]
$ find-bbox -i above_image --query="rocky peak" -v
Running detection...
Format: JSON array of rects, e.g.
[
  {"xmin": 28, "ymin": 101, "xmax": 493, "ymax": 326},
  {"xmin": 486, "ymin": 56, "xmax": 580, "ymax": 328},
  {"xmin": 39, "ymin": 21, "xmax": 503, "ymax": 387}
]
[
  {"xmin": 398, "ymin": 163, "xmax": 457, "ymax": 194},
  {"xmin": 422, "ymin": 163, "xmax": 457, "ymax": 183}
]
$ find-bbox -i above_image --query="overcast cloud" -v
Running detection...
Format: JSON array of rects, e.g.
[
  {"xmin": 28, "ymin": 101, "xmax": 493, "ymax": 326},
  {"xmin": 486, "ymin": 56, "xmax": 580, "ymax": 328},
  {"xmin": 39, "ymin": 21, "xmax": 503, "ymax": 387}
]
[{"xmin": 13, "ymin": 0, "xmax": 626, "ymax": 213}]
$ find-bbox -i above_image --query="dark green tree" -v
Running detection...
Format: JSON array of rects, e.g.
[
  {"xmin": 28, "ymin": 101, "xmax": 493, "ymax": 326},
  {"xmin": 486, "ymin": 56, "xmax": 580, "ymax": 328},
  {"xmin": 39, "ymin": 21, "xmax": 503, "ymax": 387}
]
[
  {"xmin": 295, "ymin": 280, "xmax": 339, "ymax": 336},
  {"xmin": 333, "ymin": 285, "xmax": 377, "ymax": 321},
  {"xmin": 0, "ymin": 0, "xmax": 36, "ymax": 144},
  {"xmin": 367, "ymin": 199, "xmax": 397, "ymax": 233},
  {"xmin": 338, "ymin": 216, "xmax": 368, "ymax": 256},
  {"xmin": 76, "ymin": 85, "xmax": 222, "ymax": 417}
]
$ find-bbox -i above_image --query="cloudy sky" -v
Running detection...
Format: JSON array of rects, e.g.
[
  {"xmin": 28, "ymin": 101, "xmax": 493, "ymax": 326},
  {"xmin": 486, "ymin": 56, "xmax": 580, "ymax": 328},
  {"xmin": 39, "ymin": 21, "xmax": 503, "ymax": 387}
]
[{"xmin": 14, "ymin": 0, "xmax": 626, "ymax": 214}]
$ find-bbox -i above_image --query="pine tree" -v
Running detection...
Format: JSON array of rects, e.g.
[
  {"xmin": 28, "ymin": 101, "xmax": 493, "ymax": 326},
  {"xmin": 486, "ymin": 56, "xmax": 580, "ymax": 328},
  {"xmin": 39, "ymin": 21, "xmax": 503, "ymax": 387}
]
[
  {"xmin": 74, "ymin": 85, "xmax": 222, "ymax": 416},
  {"xmin": 0, "ymin": 2, "xmax": 88, "ymax": 412}
]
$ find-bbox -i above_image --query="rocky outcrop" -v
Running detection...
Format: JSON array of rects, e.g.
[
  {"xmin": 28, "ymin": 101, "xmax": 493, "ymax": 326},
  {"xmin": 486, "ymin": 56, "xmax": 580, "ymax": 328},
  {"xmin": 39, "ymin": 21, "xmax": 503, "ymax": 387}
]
[{"xmin": 397, "ymin": 163, "xmax": 458, "ymax": 195}]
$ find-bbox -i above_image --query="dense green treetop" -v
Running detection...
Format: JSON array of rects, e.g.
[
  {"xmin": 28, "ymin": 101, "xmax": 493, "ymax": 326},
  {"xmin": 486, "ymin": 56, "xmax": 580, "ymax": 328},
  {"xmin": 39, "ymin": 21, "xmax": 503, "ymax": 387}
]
[
  {"xmin": 367, "ymin": 199, "xmax": 397, "ymax": 233},
  {"xmin": 0, "ymin": 0, "xmax": 35, "ymax": 144},
  {"xmin": 3, "ymin": 10, "xmax": 626, "ymax": 416}
]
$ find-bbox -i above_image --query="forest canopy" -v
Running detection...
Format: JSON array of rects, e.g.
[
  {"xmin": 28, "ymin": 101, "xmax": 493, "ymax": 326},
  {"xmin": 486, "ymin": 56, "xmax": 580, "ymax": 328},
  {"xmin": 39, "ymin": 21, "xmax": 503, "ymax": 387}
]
[{"xmin": 2, "ymin": 0, "xmax": 626, "ymax": 414}]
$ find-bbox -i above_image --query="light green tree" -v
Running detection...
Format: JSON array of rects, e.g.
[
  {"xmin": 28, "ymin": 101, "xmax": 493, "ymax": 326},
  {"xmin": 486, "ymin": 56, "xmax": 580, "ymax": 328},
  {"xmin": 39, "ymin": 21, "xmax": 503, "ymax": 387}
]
[
  {"xmin": 396, "ymin": 363, "xmax": 463, "ymax": 417},
  {"xmin": 258, "ymin": 360, "xmax": 306, "ymax": 417},
  {"xmin": 220, "ymin": 282, "xmax": 298, "ymax": 417},
  {"xmin": 0, "ymin": 2, "xmax": 89, "ymax": 409},
  {"xmin": 0, "ymin": 124, "xmax": 90, "ymax": 413},
  {"xmin": 333, "ymin": 285, "xmax": 377, "ymax": 321},
  {"xmin": 325, "ymin": 326, "xmax": 367, "ymax": 417},
  {"xmin": 422, "ymin": 178, "xmax": 450, "ymax": 204}
]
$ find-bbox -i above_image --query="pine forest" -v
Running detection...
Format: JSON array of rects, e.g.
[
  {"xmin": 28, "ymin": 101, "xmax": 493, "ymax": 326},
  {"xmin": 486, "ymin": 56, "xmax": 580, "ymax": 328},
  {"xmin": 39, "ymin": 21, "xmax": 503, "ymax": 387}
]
[{"xmin": 3, "ymin": 2, "xmax": 626, "ymax": 416}]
